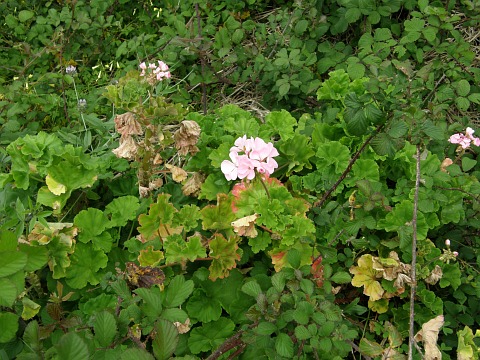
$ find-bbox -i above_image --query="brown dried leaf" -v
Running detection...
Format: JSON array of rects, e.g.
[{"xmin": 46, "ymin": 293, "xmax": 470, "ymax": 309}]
[
  {"xmin": 425, "ymin": 265, "xmax": 443, "ymax": 285},
  {"xmin": 414, "ymin": 315, "xmax": 444, "ymax": 360},
  {"xmin": 149, "ymin": 178, "xmax": 164, "ymax": 191},
  {"xmin": 112, "ymin": 136, "xmax": 138, "ymax": 160},
  {"xmin": 173, "ymin": 318, "xmax": 191, "ymax": 334},
  {"xmin": 182, "ymin": 172, "xmax": 205, "ymax": 197},
  {"xmin": 231, "ymin": 214, "xmax": 258, "ymax": 238},
  {"xmin": 441, "ymin": 158, "xmax": 453, "ymax": 172},
  {"xmin": 114, "ymin": 112, "xmax": 143, "ymax": 138},
  {"xmin": 165, "ymin": 164, "xmax": 188, "ymax": 183},
  {"xmin": 174, "ymin": 120, "xmax": 201, "ymax": 156}
]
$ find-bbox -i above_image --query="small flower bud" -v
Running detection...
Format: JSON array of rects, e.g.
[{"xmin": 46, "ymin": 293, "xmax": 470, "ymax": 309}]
[
  {"xmin": 65, "ymin": 65, "xmax": 77, "ymax": 75},
  {"xmin": 453, "ymin": 251, "xmax": 459, "ymax": 257},
  {"xmin": 78, "ymin": 99, "xmax": 87, "ymax": 112},
  {"xmin": 445, "ymin": 239, "xmax": 451, "ymax": 246}
]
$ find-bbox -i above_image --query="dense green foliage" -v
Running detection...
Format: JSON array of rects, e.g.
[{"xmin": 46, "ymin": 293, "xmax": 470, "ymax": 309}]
[{"xmin": 1, "ymin": 0, "xmax": 480, "ymax": 359}]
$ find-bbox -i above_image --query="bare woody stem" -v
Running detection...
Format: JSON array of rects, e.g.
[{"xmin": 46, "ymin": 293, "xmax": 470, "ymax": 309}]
[{"xmin": 408, "ymin": 143, "xmax": 421, "ymax": 360}]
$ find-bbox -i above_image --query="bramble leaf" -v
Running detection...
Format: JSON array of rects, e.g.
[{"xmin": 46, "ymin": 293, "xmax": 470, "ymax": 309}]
[
  {"xmin": 94, "ymin": 310, "xmax": 117, "ymax": 348},
  {"xmin": 152, "ymin": 319, "xmax": 178, "ymax": 360}
]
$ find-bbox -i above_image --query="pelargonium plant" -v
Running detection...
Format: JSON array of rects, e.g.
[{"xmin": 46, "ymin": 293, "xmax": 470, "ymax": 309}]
[
  {"xmin": 221, "ymin": 136, "xmax": 279, "ymax": 181},
  {"xmin": 139, "ymin": 60, "xmax": 171, "ymax": 85}
]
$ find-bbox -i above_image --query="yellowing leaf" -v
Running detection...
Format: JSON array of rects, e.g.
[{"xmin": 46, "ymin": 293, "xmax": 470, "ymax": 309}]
[
  {"xmin": 21, "ymin": 297, "xmax": 41, "ymax": 320},
  {"xmin": 350, "ymin": 254, "xmax": 384, "ymax": 301},
  {"xmin": 46, "ymin": 174, "xmax": 67, "ymax": 195},
  {"xmin": 231, "ymin": 214, "xmax": 258, "ymax": 238},
  {"xmin": 368, "ymin": 298, "xmax": 389, "ymax": 313},
  {"xmin": 138, "ymin": 246, "xmax": 164, "ymax": 267},
  {"xmin": 414, "ymin": 315, "xmax": 444, "ymax": 360}
]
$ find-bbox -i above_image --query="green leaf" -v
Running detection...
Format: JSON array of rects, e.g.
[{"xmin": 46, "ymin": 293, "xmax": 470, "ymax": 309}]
[
  {"xmin": 249, "ymin": 231, "xmax": 271, "ymax": 254},
  {"xmin": 359, "ymin": 338, "xmax": 384, "ymax": 356},
  {"xmin": 164, "ymin": 275, "xmax": 194, "ymax": 308},
  {"xmin": 0, "ymin": 312, "xmax": 19, "ymax": 343},
  {"xmin": 94, "ymin": 311, "xmax": 117, "ymax": 347},
  {"xmin": 165, "ymin": 234, "xmax": 207, "ymax": 264},
  {"xmin": 275, "ymin": 333, "xmax": 294, "ymax": 358},
  {"xmin": 316, "ymin": 141, "xmax": 350, "ymax": 174},
  {"xmin": 119, "ymin": 348, "xmax": 155, "ymax": 360},
  {"xmin": 105, "ymin": 196, "xmax": 140, "ymax": 228},
  {"xmin": 0, "ymin": 278, "xmax": 19, "ymax": 307},
  {"xmin": 330, "ymin": 271, "xmax": 352, "ymax": 284},
  {"xmin": 19, "ymin": 244, "xmax": 48, "ymax": 271},
  {"xmin": 241, "ymin": 280, "xmax": 262, "ymax": 298},
  {"xmin": 186, "ymin": 291, "xmax": 222, "ymax": 322},
  {"xmin": 294, "ymin": 19, "xmax": 309, "ymax": 35},
  {"xmin": 22, "ymin": 320, "xmax": 40, "ymax": 353},
  {"xmin": 439, "ymin": 263, "xmax": 462, "ymax": 290},
  {"xmin": 277, "ymin": 83, "xmax": 290, "ymax": 98},
  {"xmin": 138, "ymin": 194, "xmax": 178, "ymax": 241},
  {"xmin": 455, "ymin": 97, "xmax": 470, "ymax": 111},
  {"xmin": 455, "ymin": 79, "xmax": 471, "ymax": 97},
  {"xmin": 209, "ymin": 234, "xmax": 241, "ymax": 281},
  {"xmin": 56, "ymin": 333, "xmax": 89, "ymax": 360},
  {"xmin": 422, "ymin": 121, "xmax": 444, "ymax": 141},
  {"xmin": 172, "ymin": 205, "xmax": 201, "ymax": 232},
  {"xmin": 295, "ymin": 325, "xmax": 311, "ymax": 340},
  {"xmin": 65, "ymin": 243, "xmax": 108, "ymax": 289},
  {"xmin": 0, "ymin": 231, "xmax": 17, "ymax": 252},
  {"xmin": 152, "ymin": 319, "xmax": 179, "ymax": 360},
  {"xmin": 345, "ymin": 8, "xmax": 362, "ymax": 23},
  {"xmin": 74, "ymin": 208, "xmax": 108, "ymax": 243},
  {"xmin": 201, "ymin": 194, "xmax": 236, "ymax": 231},
  {"xmin": 0, "ymin": 251, "xmax": 27, "ymax": 277},
  {"xmin": 260, "ymin": 110, "xmax": 297, "ymax": 140},
  {"xmin": 188, "ymin": 317, "xmax": 235, "ymax": 354},
  {"xmin": 18, "ymin": 10, "xmax": 34, "ymax": 22},
  {"xmin": 462, "ymin": 157, "xmax": 477, "ymax": 172},
  {"xmin": 279, "ymin": 134, "xmax": 315, "ymax": 174},
  {"xmin": 256, "ymin": 322, "xmax": 277, "ymax": 335}
]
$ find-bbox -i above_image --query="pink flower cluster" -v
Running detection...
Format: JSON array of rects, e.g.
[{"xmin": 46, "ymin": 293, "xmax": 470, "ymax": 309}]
[
  {"xmin": 221, "ymin": 136, "xmax": 279, "ymax": 181},
  {"xmin": 139, "ymin": 60, "xmax": 171, "ymax": 81},
  {"xmin": 448, "ymin": 127, "xmax": 480, "ymax": 149}
]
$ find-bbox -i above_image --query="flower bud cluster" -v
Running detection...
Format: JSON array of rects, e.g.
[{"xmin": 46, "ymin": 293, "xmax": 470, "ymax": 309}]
[
  {"xmin": 221, "ymin": 136, "xmax": 279, "ymax": 181},
  {"xmin": 139, "ymin": 60, "xmax": 171, "ymax": 82},
  {"xmin": 448, "ymin": 127, "xmax": 480, "ymax": 149}
]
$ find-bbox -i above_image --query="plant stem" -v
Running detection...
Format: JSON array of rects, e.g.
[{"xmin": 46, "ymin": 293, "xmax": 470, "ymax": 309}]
[
  {"xmin": 408, "ymin": 144, "xmax": 421, "ymax": 359},
  {"xmin": 258, "ymin": 175, "xmax": 271, "ymax": 199},
  {"xmin": 314, "ymin": 123, "xmax": 384, "ymax": 209}
]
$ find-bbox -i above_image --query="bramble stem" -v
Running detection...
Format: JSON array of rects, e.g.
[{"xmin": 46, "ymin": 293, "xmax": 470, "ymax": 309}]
[{"xmin": 408, "ymin": 143, "xmax": 421, "ymax": 359}]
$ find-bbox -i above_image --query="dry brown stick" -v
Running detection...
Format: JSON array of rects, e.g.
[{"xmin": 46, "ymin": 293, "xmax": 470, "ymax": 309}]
[
  {"xmin": 408, "ymin": 143, "xmax": 421, "ymax": 360},
  {"xmin": 313, "ymin": 123, "xmax": 384, "ymax": 209}
]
